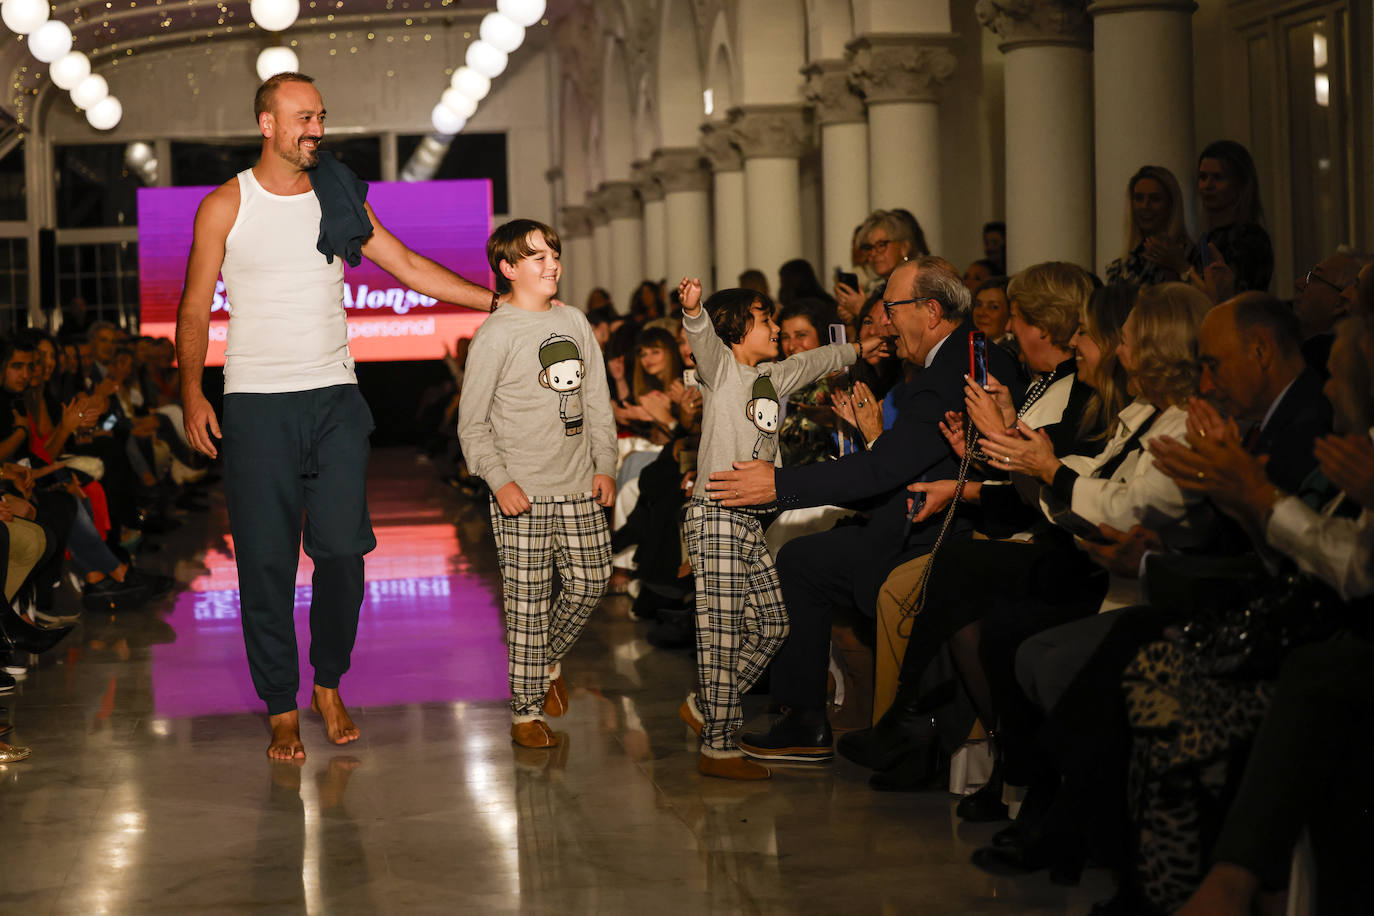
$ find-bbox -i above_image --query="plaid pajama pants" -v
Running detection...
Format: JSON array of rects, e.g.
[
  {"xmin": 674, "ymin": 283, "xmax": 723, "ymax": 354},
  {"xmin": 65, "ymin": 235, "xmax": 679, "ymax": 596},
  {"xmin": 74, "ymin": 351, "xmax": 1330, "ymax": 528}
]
[
  {"xmin": 682, "ymin": 498, "xmax": 790, "ymax": 753},
  {"xmin": 490, "ymin": 493, "xmax": 612, "ymax": 722}
]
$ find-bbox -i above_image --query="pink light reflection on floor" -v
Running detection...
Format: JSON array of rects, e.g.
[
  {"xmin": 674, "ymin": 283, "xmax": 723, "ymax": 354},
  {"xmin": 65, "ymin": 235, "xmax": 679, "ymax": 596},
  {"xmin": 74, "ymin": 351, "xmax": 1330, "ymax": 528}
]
[{"xmin": 151, "ymin": 522, "xmax": 509, "ymax": 718}]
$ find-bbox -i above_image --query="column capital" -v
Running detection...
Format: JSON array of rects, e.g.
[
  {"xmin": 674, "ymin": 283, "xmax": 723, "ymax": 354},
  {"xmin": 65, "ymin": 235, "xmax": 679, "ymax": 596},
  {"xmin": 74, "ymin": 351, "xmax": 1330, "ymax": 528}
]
[
  {"xmin": 559, "ymin": 205, "xmax": 593, "ymax": 238},
  {"xmin": 597, "ymin": 180, "xmax": 642, "ymax": 220},
  {"xmin": 846, "ymin": 33, "xmax": 958, "ymax": 105},
  {"xmin": 631, "ymin": 160, "xmax": 665, "ymax": 202},
  {"xmin": 726, "ymin": 105, "xmax": 811, "ymax": 160},
  {"xmin": 651, "ymin": 147, "xmax": 713, "ymax": 193},
  {"xmin": 699, "ymin": 121, "xmax": 742, "ymax": 173},
  {"xmin": 802, "ymin": 59, "xmax": 866, "ymax": 125},
  {"xmin": 1087, "ymin": 0, "xmax": 1195, "ymax": 15},
  {"xmin": 976, "ymin": 0, "xmax": 1091, "ymax": 50},
  {"xmin": 585, "ymin": 190, "xmax": 610, "ymax": 227}
]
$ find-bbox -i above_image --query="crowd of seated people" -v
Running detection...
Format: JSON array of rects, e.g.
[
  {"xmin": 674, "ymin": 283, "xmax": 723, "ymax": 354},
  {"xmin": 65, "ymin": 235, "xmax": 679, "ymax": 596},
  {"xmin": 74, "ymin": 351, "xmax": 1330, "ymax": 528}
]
[
  {"xmin": 420, "ymin": 137, "xmax": 1371, "ymax": 914},
  {"xmin": 0, "ymin": 321, "xmax": 213, "ymax": 762}
]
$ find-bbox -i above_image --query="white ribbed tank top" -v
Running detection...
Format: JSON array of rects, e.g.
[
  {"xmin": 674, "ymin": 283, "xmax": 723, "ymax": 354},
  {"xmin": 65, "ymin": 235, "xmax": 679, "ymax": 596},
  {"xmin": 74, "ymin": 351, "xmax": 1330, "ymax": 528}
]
[{"xmin": 220, "ymin": 168, "xmax": 356, "ymax": 394}]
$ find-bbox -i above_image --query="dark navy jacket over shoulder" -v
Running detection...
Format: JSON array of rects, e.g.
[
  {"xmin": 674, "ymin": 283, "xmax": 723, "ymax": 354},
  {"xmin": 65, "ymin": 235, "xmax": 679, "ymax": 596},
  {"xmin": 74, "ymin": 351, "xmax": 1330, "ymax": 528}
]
[{"xmin": 308, "ymin": 151, "xmax": 371, "ymax": 268}]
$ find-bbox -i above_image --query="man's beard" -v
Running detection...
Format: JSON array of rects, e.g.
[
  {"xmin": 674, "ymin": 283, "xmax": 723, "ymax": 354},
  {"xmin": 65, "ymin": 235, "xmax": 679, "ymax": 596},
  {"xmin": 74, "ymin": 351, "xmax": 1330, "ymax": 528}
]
[{"xmin": 277, "ymin": 135, "xmax": 321, "ymax": 169}]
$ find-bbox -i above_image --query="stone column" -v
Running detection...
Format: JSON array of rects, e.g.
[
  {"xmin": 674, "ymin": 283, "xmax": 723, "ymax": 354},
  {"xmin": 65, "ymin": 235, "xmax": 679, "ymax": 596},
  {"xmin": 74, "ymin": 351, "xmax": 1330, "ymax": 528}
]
[
  {"xmin": 651, "ymin": 148, "xmax": 714, "ymax": 291},
  {"xmin": 633, "ymin": 160, "xmax": 667, "ymax": 284},
  {"xmin": 544, "ymin": 167, "xmax": 564, "ymax": 231},
  {"xmin": 559, "ymin": 205, "xmax": 595, "ymax": 311},
  {"xmin": 1090, "ymin": 0, "xmax": 1197, "ymax": 273},
  {"xmin": 587, "ymin": 192, "xmax": 613, "ymax": 305},
  {"xmin": 599, "ymin": 180, "xmax": 645, "ymax": 308},
  {"xmin": 804, "ymin": 59, "xmax": 871, "ymax": 281},
  {"xmin": 977, "ymin": 0, "xmax": 1094, "ymax": 273},
  {"xmin": 700, "ymin": 122, "xmax": 746, "ymax": 292},
  {"xmin": 848, "ymin": 33, "xmax": 956, "ymax": 255},
  {"xmin": 727, "ymin": 105, "xmax": 810, "ymax": 280}
]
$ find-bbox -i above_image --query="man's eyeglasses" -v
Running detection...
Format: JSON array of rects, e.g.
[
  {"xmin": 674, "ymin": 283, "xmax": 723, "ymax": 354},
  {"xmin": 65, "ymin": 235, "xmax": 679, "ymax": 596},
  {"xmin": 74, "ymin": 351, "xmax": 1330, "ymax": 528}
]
[
  {"xmin": 882, "ymin": 297, "xmax": 928, "ymax": 319},
  {"xmin": 859, "ymin": 239, "xmax": 893, "ymax": 255},
  {"xmin": 1298, "ymin": 268, "xmax": 1343, "ymax": 294}
]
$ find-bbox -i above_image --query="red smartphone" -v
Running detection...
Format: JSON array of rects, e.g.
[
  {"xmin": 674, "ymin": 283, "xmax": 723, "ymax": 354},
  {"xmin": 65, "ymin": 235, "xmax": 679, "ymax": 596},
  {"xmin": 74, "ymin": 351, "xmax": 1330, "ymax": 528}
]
[{"xmin": 969, "ymin": 331, "xmax": 988, "ymax": 388}]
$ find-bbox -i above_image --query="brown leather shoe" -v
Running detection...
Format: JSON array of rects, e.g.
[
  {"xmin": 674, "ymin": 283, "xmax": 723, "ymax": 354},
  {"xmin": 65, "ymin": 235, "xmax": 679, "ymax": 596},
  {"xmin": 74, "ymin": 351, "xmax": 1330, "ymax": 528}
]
[
  {"xmin": 510, "ymin": 720, "xmax": 559, "ymax": 748},
  {"xmin": 543, "ymin": 676, "xmax": 568, "ymax": 717},
  {"xmin": 698, "ymin": 753, "xmax": 770, "ymax": 780},
  {"xmin": 678, "ymin": 699, "xmax": 703, "ymax": 736}
]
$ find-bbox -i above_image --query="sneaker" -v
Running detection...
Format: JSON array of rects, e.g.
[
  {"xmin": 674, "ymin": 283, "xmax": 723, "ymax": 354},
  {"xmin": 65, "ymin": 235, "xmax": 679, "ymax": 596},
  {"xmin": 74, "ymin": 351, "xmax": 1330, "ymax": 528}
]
[
  {"xmin": 1, "ymin": 650, "xmax": 29, "ymax": 677},
  {"xmin": 0, "ymin": 670, "xmax": 16, "ymax": 693},
  {"xmin": 737, "ymin": 710, "xmax": 834, "ymax": 762}
]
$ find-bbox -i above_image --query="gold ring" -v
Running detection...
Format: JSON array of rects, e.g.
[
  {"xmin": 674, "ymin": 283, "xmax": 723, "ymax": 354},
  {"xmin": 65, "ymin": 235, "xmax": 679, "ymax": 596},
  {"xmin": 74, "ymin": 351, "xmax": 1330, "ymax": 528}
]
[{"xmin": 734, "ymin": 489, "xmax": 739, "ymax": 499}]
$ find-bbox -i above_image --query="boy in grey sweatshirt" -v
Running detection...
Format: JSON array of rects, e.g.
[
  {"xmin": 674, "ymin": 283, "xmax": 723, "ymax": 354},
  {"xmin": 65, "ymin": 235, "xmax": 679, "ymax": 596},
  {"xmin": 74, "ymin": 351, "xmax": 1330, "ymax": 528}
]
[
  {"xmin": 458, "ymin": 219, "xmax": 617, "ymax": 750},
  {"xmin": 675, "ymin": 277, "xmax": 888, "ymax": 779}
]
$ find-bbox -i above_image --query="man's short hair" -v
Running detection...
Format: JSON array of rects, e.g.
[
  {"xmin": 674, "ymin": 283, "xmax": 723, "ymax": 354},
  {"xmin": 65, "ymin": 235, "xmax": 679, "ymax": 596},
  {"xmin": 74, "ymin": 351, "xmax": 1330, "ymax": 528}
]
[
  {"xmin": 86, "ymin": 320, "xmax": 115, "ymax": 343},
  {"xmin": 983, "ymin": 221, "xmax": 1006, "ymax": 236},
  {"xmin": 910, "ymin": 256, "xmax": 972, "ymax": 323},
  {"xmin": 486, "ymin": 218, "xmax": 562, "ymax": 295},
  {"xmin": 1231, "ymin": 293, "xmax": 1302, "ymax": 358},
  {"xmin": 705, "ymin": 288, "xmax": 773, "ymax": 346},
  {"xmin": 254, "ymin": 72, "xmax": 316, "ymax": 122}
]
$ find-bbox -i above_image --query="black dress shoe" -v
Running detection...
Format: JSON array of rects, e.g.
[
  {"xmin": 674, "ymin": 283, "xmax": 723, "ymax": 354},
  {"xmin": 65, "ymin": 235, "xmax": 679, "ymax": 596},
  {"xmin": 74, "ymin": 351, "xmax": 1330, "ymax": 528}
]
[
  {"xmin": 991, "ymin": 821, "xmax": 1021, "ymax": 848},
  {"xmin": 868, "ymin": 741, "xmax": 942, "ymax": 791},
  {"xmin": 955, "ymin": 762, "xmax": 1008, "ymax": 822},
  {"xmin": 738, "ymin": 710, "xmax": 833, "ymax": 762},
  {"xmin": 970, "ymin": 832, "xmax": 1085, "ymax": 886},
  {"xmin": 836, "ymin": 705, "xmax": 938, "ymax": 771},
  {"xmin": 125, "ymin": 569, "xmax": 175, "ymax": 599}
]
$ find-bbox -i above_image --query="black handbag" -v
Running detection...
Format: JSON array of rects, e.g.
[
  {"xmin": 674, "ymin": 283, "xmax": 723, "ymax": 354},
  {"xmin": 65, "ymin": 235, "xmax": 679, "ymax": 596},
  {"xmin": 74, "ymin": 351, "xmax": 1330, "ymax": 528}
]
[{"xmin": 1172, "ymin": 570, "xmax": 1347, "ymax": 678}]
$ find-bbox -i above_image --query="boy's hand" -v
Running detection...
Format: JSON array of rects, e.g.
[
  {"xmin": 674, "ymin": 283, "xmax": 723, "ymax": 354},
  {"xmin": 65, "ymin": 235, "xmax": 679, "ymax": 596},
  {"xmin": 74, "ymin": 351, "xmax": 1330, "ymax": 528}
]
[
  {"xmin": 854, "ymin": 336, "xmax": 891, "ymax": 360},
  {"xmin": 593, "ymin": 474, "xmax": 616, "ymax": 508},
  {"xmin": 678, "ymin": 277, "xmax": 703, "ymax": 315},
  {"xmin": 494, "ymin": 481, "xmax": 531, "ymax": 516}
]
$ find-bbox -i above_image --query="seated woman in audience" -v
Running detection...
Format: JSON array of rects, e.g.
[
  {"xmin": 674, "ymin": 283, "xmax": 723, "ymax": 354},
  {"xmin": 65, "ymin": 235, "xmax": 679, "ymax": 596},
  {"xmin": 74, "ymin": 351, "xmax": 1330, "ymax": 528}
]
[
  {"xmin": 971, "ymin": 275, "xmax": 1014, "ymax": 352},
  {"xmin": 832, "ymin": 297, "xmax": 903, "ymax": 453},
  {"xmin": 1104, "ymin": 165, "xmax": 1197, "ymax": 287},
  {"xmin": 834, "ymin": 210, "xmax": 921, "ymax": 324}
]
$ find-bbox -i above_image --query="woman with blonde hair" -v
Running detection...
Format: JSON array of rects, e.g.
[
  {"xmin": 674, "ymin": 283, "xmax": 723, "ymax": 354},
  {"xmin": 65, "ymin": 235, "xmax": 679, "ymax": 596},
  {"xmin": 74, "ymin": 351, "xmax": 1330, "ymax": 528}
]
[
  {"xmin": 834, "ymin": 209, "xmax": 930, "ymax": 322},
  {"xmin": 1106, "ymin": 165, "xmax": 1196, "ymax": 287}
]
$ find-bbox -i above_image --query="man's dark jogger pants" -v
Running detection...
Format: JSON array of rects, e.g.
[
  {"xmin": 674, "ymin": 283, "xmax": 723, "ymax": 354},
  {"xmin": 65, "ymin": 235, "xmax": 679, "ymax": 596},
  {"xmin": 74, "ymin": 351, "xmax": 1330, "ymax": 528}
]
[{"xmin": 223, "ymin": 384, "xmax": 376, "ymax": 715}]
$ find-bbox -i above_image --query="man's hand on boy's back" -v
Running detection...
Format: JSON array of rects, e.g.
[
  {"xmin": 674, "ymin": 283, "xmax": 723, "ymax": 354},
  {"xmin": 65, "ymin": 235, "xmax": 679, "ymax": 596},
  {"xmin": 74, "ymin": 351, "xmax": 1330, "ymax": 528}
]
[
  {"xmin": 678, "ymin": 277, "xmax": 703, "ymax": 315},
  {"xmin": 593, "ymin": 474, "xmax": 616, "ymax": 508},
  {"xmin": 494, "ymin": 481, "xmax": 531, "ymax": 516}
]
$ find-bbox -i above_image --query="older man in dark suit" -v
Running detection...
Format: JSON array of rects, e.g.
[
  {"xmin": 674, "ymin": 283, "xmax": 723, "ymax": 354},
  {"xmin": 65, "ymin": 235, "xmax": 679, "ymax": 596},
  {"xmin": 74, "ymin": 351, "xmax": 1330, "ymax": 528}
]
[{"xmin": 705, "ymin": 256, "xmax": 1023, "ymax": 760}]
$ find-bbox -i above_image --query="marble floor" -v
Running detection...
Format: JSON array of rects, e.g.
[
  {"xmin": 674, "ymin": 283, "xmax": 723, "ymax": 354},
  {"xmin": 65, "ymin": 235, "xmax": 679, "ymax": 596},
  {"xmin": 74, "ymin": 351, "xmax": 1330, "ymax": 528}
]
[{"xmin": 1, "ymin": 449, "xmax": 1111, "ymax": 914}]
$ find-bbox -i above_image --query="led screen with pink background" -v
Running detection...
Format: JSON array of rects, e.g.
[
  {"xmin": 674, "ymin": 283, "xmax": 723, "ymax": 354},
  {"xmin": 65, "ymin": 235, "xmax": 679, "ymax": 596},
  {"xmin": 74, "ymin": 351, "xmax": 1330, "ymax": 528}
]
[{"xmin": 137, "ymin": 180, "xmax": 495, "ymax": 361}]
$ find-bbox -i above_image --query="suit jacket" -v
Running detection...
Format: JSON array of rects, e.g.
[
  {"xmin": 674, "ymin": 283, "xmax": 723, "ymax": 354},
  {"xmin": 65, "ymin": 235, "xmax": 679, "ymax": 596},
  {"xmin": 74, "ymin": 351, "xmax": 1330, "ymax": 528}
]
[
  {"xmin": 1252, "ymin": 367, "xmax": 1331, "ymax": 494},
  {"xmin": 776, "ymin": 320, "xmax": 1024, "ymax": 554}
]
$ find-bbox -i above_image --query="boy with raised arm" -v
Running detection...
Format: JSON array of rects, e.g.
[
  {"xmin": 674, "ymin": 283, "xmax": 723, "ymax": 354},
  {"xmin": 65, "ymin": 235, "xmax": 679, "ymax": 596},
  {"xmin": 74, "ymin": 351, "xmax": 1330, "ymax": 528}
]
[
  {"xmin": 676, "ymin": 277, "xmax": 888, "ymax": 779},
  {"xmin": 458, "ymin": 220, "xmax": 617, "ymax": 749}
]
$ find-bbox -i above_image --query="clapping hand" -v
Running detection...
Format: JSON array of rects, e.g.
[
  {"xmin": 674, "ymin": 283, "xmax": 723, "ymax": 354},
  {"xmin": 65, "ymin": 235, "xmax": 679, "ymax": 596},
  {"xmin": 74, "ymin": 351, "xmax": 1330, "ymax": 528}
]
[
  {"xmin": 1314, "ymin": 434, "xmax": 1374, "ymax": 509},
  {"xmin": 940, "ymin": 410, "xmax": 967, "ymax": 459},
  {"xmin": 833, "ymin": 381, "xmax": 884, "ymax": 443},
  {"xmin": 978, "ymin": 419, "xmax": 1060, "ymax": 482},
  {"xmin": 1079, "ymin": 524, "xmax": 1162, "ymax": 577},
  {"xmin": 1142, "ymin": 235, "xmax": 1191, "ymax": 277},
  {"xmin": 834, "ymin": 282, "xmax": 864, "ymax": 323},
  {"xmin": 1199, "ymin": 243, "xmax": 1236, "ymax": 303}
]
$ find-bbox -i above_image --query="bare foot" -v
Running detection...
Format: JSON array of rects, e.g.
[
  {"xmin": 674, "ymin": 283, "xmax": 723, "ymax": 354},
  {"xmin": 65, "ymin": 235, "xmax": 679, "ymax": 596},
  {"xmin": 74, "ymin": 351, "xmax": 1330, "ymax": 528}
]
[
  {"xmin": 310, "ymin": 686, "xmax": 360, "ymax": 745},
  {"xmin": 267, "ymin": 710, "xmax": 306, "ymax": 760}
]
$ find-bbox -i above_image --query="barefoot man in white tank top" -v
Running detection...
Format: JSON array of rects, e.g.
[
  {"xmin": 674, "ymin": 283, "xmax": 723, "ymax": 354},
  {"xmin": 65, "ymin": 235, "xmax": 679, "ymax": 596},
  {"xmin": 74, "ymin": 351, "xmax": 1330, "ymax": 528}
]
[{"xmin": 176, "ymin": 72, "xmax": 498, "ymax": 759}]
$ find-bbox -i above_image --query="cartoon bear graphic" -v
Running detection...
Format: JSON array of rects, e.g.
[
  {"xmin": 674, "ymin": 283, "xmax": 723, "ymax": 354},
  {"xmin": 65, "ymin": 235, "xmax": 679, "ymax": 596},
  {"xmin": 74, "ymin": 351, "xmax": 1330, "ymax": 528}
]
[
  {"xmin": 746, "ymin": 375, "xmax": 780, "ymax": 461},
  {"xmin": 537, "ymin": 333, "xmax": 585, "ymax": 437}
]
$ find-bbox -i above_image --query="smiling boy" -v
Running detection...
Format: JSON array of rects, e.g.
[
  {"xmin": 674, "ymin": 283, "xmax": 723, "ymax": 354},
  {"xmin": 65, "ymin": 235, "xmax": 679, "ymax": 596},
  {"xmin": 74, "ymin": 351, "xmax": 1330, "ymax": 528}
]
[{"xmin": 458, "ymin": 219, "xmax": 616, "ymax": 749}]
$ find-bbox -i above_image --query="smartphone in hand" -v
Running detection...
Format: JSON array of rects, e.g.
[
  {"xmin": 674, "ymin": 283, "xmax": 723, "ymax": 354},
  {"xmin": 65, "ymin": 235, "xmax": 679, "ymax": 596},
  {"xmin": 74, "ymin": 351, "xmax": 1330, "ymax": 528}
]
[
  {"xmin": 835, "ymin": 268, "xmax": 860, "ymax": 291},
  {"xmin": 969, "ymin": 331, "xmax": 989, "ymax": 388}
]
